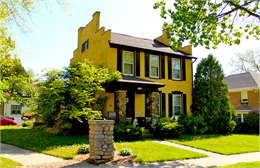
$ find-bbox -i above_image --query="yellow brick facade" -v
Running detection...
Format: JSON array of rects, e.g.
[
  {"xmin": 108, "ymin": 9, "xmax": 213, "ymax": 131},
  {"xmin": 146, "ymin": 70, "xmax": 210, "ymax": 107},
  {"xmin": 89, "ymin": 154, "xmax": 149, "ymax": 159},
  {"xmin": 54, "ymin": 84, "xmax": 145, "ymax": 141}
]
[{"xmin": 71, "ymin": 12, "xmax": 195, "ymax": 119}]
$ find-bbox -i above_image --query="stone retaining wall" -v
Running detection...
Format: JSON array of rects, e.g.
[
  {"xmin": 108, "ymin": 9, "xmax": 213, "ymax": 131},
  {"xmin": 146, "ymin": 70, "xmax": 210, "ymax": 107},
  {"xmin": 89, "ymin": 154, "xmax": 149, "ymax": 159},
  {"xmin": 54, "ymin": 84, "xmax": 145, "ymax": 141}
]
[{"xmin": 88, "ymin": 120, "xmax": 115, "ymax": 163}]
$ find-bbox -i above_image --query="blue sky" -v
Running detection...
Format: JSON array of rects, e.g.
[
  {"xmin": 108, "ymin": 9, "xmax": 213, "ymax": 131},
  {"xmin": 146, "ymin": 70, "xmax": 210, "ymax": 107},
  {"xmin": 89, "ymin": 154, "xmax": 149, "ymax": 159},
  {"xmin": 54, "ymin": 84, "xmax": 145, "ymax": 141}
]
[{"xmin": 12, "ymin": 0, "xmax": 259, "ymax": 77}]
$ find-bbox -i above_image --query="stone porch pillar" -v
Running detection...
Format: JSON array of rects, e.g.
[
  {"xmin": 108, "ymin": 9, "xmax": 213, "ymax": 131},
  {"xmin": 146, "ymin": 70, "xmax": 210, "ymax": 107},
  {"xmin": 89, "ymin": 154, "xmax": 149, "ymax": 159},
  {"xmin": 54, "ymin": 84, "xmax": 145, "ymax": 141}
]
[
  {"xmin": 88, "ymin": 120, "xmax": 115, "ymax": 164},
  {"xmin": 148, "ymin": 92, "xmax": 159, "ymax": 122},
  {"xmin": 115, "ymin": 90, "xmax": 127, "ymax": 125}
]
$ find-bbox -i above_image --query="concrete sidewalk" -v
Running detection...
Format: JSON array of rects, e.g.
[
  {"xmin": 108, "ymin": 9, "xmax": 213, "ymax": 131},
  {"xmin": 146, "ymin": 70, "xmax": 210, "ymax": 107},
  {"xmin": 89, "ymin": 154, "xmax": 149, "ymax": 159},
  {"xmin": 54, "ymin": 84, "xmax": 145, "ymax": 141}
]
[
  {"xmin": 0, "ymin": 143, "xmax": 64, "ymax": 166},
  {"xmin": 1, "ymin": 140, "xmax": 259, "ymax": 168}
]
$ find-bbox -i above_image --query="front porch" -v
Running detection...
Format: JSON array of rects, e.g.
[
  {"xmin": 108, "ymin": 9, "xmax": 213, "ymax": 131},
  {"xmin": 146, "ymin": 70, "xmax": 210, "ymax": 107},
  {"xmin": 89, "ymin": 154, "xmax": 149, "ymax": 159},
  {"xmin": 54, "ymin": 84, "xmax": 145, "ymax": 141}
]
[{"xmin": 105, "ymin": 76, "xmax": 165, "ymax": 125}]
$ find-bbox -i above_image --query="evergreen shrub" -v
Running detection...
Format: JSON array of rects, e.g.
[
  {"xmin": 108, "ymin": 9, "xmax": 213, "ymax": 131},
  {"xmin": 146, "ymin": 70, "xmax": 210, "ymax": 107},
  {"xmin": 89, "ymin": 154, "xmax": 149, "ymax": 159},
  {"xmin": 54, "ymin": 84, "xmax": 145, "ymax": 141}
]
[{"xmin": 114, "ymin": 125, "xmax": 143, "ymax": 141}]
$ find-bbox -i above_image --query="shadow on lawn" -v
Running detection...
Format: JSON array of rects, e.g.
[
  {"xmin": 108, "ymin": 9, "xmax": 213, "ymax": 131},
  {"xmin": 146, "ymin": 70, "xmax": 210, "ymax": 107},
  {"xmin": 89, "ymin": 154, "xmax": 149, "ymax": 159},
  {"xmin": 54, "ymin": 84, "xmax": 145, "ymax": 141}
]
[
  {"xmin": 171, "ymin": 134, "xmax": 231, "ymax": 142},
  {"xmin": 1, "ymin": 128, "xmax": 89, "ymax": 155}
]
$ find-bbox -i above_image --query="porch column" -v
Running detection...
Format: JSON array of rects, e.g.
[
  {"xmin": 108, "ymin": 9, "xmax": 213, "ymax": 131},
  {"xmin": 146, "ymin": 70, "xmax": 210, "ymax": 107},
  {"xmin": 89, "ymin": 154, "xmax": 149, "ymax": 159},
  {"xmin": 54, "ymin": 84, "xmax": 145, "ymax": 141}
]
[
  {"xmin": 115, "ymin": 90, "xmax": 127, "ymax": 125},
  {"xmin": 148, "ymin": 92, "xmax": 159, "ymax": 122}
]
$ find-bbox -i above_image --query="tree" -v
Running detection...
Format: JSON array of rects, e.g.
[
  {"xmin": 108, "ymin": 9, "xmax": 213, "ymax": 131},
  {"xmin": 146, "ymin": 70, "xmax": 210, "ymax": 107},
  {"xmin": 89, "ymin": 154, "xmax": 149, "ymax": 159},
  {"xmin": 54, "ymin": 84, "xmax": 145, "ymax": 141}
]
[
  {"xmin": 154, "ymin": 0, "xmax": 260, "ymax": 50},
  {"xmin": 230, "ymin": 47, "xmax": 260, "ymax": 73},
  {"xmin": 191, "ymin": 54, "xmax": 236, "ymax": 134},
  {"xmin": 0, "ymin": 0, "xmax": 68, "ymax": 107},
  {"xmin": 36, "ymin": 60, "xmax": 121, "ymax": 134}
]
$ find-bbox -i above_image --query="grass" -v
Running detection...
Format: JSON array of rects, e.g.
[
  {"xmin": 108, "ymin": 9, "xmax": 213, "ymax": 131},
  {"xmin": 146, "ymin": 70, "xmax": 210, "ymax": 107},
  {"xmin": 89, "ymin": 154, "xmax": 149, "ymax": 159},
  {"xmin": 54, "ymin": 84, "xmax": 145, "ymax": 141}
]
[
  {"xmin": 0, "ymin": 126, "xmax": 89, "ymax": 159},
  {"xmin": 0, "ymin": 157, "xmax": 23, "ymax": 168},
  {"xmin": 115, "ymin": 140, "xmax": 207, "ymax": 163},
  {"xmin": 167, "ymin": 134, "xmax": 259, "ymax": 155},
  {"xmin": 217, "ymin": 161, "xmax": 260, "ymax": 167}
]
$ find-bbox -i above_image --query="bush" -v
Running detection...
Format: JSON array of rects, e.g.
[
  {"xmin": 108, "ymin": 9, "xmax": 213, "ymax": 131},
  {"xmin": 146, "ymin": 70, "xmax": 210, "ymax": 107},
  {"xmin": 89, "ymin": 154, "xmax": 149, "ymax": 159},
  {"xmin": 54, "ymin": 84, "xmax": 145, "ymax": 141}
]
[
  {"xmin": 177, "ymin": 114, "xmax": 207, "ymax": 135},
  {"xmin": 114, "ymin": 125, "xmax": 143, "ymax": 141},
  {"xmin": 78, "ymin": 144, "xmax": 89, "ymax": 154},
  {"xmin": 22, "ymin": 120, "xmax": 34, "ymax": 128},
  {"xmin": 154, "ymin": 118, "xmax": 184, "ymax": 138},
  {"xmin": 245, "ymin": 109, "xmax": 259, "ymax": 133},
  {"xmin": 120, "ymin": 148, "xmax": 132, "ymax": 156}
]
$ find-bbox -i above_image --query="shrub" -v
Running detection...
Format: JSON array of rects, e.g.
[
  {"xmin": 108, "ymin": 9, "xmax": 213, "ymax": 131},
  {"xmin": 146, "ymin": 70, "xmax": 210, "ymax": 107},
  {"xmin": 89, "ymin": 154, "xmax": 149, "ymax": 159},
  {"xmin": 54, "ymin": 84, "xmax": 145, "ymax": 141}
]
[
  {"xmin": 114, "ymin": 125, "xmax": 143, "ymax": 141},
  {"xmin": 78, "ymin": 144, "xmax": 89, "ymax": 154},
  {"xmin": 245, "ymin": 109, "xmax": 259, "ymax": 133},
  {"xmin": 120, "ymin": 148, "xmax": 132, "ymax": 156},
  {"xmin": 22, "ymin": 120, "xmax": 34, "ymax": 128},
  {"xmin": 155, "ymin": 118, "xmax": 184, "ymax": 138},
  {"xmin": 177, "ymin": 114, "xmax": 207, "ymax": 135}
]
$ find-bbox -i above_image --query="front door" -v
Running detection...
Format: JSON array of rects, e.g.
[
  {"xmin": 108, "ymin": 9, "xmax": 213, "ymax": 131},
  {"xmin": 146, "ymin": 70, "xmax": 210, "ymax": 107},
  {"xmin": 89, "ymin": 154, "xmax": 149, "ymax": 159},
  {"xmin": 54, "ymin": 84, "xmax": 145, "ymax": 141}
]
[{"xmin": 126, "ymin": 92, "xmax": 135, "ymax": 119}]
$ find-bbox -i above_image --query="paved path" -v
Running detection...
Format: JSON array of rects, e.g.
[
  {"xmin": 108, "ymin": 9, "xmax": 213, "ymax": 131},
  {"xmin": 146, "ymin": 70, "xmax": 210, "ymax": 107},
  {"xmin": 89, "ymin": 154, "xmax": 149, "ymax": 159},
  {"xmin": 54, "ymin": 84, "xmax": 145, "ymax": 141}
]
[
  {"xmin": 0, "ymin": 143, "xmax": 64, "ymax": 166},
  {"xmin": 1, "ymin": 140, "xmax": 259, "ymax": 168}
]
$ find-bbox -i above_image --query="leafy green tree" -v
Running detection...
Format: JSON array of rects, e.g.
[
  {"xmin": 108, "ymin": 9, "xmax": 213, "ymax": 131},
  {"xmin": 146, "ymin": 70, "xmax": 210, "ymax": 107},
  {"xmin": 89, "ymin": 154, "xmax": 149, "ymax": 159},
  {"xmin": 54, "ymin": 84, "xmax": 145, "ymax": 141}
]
[
  {"xmin": 191, "ymin": 54, "xmax": 236, "ymax": 134},
  {"xmin": 154, "ymin": 0, "xmax": 260, "ymax": 50},
  {"xmin": 36, "ymin": 60, "xmax": 121, "ymax": 134},
  {"xmin": 1, "ymin": 0, "xmax": 68, "ymax": 108},
  {"xmin": 230, "ymin": 47, "xmax": 260, "ymax": 73}
]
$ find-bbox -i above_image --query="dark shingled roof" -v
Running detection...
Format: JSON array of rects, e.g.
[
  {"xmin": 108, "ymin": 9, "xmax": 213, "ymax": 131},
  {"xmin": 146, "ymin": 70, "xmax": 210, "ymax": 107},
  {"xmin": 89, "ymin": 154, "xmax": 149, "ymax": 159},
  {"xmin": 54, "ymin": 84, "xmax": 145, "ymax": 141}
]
[
  {"xmin": 224, "ymin": 72, "xmax": 260, "ymax": 90},
  {"xmin": 110, "ymin": 33, "xmax": 194, "ymax": 58},
  {"xmin": 235, "ymin": 105, "xmax": 254, "ymax": 111},
  {"xmin": 118, "ymin": 76, "xmax": 165, "ymax": 87}
]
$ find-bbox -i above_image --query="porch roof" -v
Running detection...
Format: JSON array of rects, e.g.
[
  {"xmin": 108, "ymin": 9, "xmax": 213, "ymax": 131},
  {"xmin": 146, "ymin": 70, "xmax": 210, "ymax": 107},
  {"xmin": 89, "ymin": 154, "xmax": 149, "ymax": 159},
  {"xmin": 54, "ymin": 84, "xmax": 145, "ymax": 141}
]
[{"xmin": 106, "ymin": 76, "xmax": 165, "ymax": 92}]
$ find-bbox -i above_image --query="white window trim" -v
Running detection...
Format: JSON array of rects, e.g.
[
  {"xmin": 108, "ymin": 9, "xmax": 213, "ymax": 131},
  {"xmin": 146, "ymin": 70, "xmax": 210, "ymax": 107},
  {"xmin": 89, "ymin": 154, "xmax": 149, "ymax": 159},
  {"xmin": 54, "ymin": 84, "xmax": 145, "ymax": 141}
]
[
  {"xmin": 123, "ymin": 51, "xmax": 134, "ymax": 76},
  {"xmin": 173, "ymin": 94, "xmax": 182, "ymax": 116},
  {"xmin": 237, "ymin": 113, "xmax": 247, "ymax": 123},
  {"xmin": 150, "ymin": 55, "xmax": 160, "ymax": 78},
  {"xmin": 172, "ymin": 58, "xmax": 181, "ymax": 80}
]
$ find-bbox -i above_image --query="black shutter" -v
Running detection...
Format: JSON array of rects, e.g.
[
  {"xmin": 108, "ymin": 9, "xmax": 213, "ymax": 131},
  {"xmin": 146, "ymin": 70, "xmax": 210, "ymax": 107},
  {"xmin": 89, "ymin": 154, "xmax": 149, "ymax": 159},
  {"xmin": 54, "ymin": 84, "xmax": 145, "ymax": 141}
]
[
  {"xmin": 117, "ymin": 49, "xmax": 122, "ymax": 72},
  {"xmin": 161, "ymin": 55, "xmax": 165, "ymax": 79},
  {"xmin": 145, "ymin": 53, "xmax": 149, "ymax": 77},
  {"xmin": 136, "ymin": 51, "xmax": 140, "ymax": 77},
  {"xmin": 182, "ymin": 58, "xmax": 186, "ymax": 81},
  {"xmin": 168, "ymin": 56, "xmax": 172, "ymax": 79},
  {"xmin": 168, "ymin": 93, "xmax": 172, "ymax": 117},
  {"xmin": 162, "ymin": 93, "xmax": 166, "ymax": 117},
  {"xmin": 183, "ymin": 94, "xmax": 187, "ymax": 114}
]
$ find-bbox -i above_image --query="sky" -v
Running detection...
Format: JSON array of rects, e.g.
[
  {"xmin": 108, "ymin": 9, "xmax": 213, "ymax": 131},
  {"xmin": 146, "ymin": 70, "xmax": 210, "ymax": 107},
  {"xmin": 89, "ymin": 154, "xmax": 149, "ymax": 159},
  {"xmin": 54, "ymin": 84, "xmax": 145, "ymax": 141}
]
[{"xmin": 12, "ymin": 0, "xmax": 260, "ymax": 77}]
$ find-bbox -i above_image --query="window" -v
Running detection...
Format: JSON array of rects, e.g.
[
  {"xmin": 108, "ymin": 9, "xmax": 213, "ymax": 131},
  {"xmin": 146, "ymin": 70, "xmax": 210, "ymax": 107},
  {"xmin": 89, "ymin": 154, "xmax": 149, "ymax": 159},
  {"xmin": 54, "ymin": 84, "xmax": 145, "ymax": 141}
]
[
  {"xmin": 123, "ymin": 51, "xmax": 134, "ymax": 76},
  {"xmin": 11, "ymin": 105, "xmax": 21, "ymax": 115},
  {"xmin": 241, "ymin": 91, "xmax": 248, "ymax": 103},
  {"xmin": 172, "ymin": 58, "xmax": 181, "ymax": 80},
  {"xmin": 150, "ymin": 55, "xmax": 159, "ymax": 78},
  {"xmin": 237, "ymin": 113, "xmax": 247, "ymax": 123},
  {"xmin": 81, "ymin": 39, "xmax": 89, "ymax": 53},
  {"xmin": 173, "ymin": 94, "xmax": 182, "ymax": 116}
]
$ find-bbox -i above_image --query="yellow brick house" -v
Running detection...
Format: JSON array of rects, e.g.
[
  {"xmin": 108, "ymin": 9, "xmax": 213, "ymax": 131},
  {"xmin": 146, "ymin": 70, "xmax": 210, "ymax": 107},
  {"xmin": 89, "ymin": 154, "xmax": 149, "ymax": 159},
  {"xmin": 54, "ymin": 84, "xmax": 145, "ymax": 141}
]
[{"xmin": 71, "ymin": 12, "xmax": 197, "ymax": 125}]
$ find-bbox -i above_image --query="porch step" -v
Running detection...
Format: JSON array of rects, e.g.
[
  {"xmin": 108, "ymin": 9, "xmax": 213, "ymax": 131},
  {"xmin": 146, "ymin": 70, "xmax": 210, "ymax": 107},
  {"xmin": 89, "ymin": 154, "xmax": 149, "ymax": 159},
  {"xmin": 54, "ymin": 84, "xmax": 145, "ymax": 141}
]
[{"xmin": 142, "ymin": 129, "xmax": 154, "ymax": 138}]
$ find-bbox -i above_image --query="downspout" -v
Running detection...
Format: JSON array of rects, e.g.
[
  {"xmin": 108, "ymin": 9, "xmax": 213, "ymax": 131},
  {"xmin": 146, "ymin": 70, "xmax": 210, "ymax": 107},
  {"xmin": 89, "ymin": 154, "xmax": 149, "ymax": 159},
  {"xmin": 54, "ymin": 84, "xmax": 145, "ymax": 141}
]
[{"xmin": 191, "ymin": 58, "xmax": 197, "ymax": 114}]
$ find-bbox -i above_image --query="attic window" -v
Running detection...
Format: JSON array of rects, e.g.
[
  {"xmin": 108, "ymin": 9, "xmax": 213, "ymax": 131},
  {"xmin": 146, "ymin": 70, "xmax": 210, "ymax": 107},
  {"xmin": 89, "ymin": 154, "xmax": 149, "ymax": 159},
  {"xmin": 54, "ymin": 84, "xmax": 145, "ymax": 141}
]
[
  {"xmin": 241, "ymin": 91, "xmax": 248, "ymax": 103},
  {"xmin": 82, "ymin": 39, "xmax": 89, "ymax": 53}
]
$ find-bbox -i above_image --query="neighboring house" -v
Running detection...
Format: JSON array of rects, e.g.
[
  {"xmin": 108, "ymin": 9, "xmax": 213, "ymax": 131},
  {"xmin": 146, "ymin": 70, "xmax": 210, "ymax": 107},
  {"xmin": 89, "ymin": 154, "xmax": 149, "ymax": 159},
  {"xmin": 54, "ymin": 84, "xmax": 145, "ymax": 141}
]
[
  {"xmin": 225, "ymin": 72, "xmax": 260, "ymax": 123},
  {"xmin": 70, "ymin": 12, "xmax": 197, "ymax": 124},
  {"xmin": 0, "ymin": 84, "xmax": 37, "ymax": 125}
]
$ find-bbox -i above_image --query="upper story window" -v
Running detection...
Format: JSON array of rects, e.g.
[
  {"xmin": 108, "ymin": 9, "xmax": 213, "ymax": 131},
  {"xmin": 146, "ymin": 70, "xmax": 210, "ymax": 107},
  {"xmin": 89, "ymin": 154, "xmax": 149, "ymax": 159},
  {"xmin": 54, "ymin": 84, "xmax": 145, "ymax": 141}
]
[
  {"xmin": 172, "ymin": 58, "xmax": 181, "ymax": 80},
  {"xmin": 123, "ymin": 51, "xmax": 134, "ymax": 76},
  {"xmin": 173, "ymin": 94, "xmax": 182, "ymax": 116},
  {"xmin": 150, "ymin": 55, "xmax": 159, "ymax": 78},
  {"xmin": 81, "ymin": 39, "xmax": 89, "ymax": 53},
  {"xmin": 241, "ymin": 91, "xmax": 248, "ymax": 103}
]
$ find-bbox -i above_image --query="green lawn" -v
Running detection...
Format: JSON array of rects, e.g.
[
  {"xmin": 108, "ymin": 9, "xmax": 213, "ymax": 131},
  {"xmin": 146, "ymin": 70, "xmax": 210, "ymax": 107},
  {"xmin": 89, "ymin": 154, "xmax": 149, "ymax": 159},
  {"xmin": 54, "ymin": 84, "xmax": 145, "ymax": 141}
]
[
  {"xmin": 217, "ymin": 161, "xmax": 260, "ymax": 167},
  {"xmin": 0, "ymin": 157, "xmax": 23, "ymax": 168},
  {"xmin": 0, "ymin": 126, "xmax": 89, "ymax": 159},
  {"xmin": 167, "ymin": 134, "xmax": 259, "ymax": 155},
  {"xmin": 1, "ymin": 126, "xmax": 207, "ymax": 163},
  {"xmin": 115, "ymin": 140, "xmax": 207, "ymax": 163}
]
